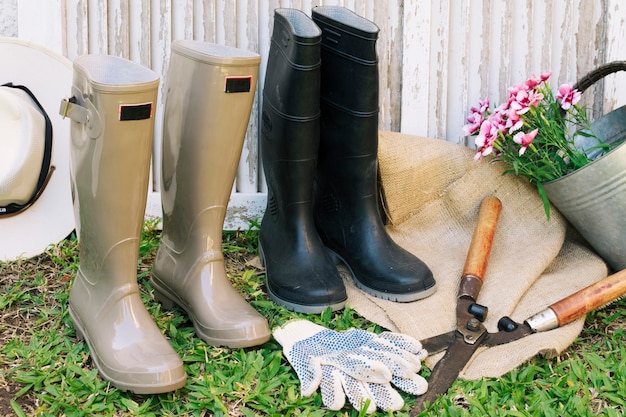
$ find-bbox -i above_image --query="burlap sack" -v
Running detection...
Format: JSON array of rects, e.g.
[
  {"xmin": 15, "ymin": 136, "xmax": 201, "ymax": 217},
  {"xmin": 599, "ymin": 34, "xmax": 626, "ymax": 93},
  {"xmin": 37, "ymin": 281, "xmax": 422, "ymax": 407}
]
[{"xmin": 342, "ymin": 131, "xmax": 608, "ymax": 379}]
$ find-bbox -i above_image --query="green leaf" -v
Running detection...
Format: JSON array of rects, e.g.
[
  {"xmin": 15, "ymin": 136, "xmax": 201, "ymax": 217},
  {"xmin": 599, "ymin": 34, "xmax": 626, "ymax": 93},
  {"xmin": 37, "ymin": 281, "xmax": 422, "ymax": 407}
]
[
  {"xmin": 536, "ymin": 182, "xmax": 551, "ymax": 220},
  {"xmin": 10, "ymin": 400, "xmax": 27, "ymax": 417}
]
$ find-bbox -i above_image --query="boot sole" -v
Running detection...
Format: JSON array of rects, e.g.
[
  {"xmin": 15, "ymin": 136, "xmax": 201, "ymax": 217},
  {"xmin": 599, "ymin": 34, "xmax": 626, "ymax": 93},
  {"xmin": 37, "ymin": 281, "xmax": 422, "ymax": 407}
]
[
  {"xmin": 150, "ymin": 276, "xmax": 271, "ymax": 348},
  {"xmin": 68, "ymin": 306, "xmax": 187, "ymax": 394},
  {"xmin": 258, "ymin": 243, "xmax": 347, "ymax": 314},
  {"xmin": 328, "ymin": 250, "xmax": 438, "ymax": 302},
  {"xmin": 264, "ymin": 278, "xmax": 347, "ymax": 314}
]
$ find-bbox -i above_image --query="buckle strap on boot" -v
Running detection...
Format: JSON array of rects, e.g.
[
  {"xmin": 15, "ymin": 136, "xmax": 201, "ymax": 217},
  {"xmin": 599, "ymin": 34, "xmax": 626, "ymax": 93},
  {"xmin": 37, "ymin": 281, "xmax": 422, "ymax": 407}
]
[{"xmin": 59, "ymin": 96, "xmax": 102, "ymax": 138}]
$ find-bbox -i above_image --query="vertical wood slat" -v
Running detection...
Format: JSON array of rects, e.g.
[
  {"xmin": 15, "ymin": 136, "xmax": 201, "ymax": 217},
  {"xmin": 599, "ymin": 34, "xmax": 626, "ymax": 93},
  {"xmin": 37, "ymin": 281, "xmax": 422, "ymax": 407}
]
[
  {"xmin": 128, "ymin": 0, "xmax": 151, "ymax": 66},
  {"xmin": 429, "ymin": 0, "xmax": 449, "ymax": 141},
  {"xmin": 400, "ymin": 0, "xmax": 624, "ymax": 144},
  {"xmin": 87, "ymin": 0, "xmax": 107, "ymax": 54},
  {"xmin": 148, "ymin": 0, "xmax": 168, "ymax": 196},
  {"xmin": 603, "ymin": 0, "xmax": 626, "ymax": 112},
  {"xmin": 16, "ymin": 0, "xmax": 65, "ymax": 53},
  {"xmin": 373, "ymin": 0, "xmax": 402, "ymax": 131},
  {"xmin": 400, "ymin": 1, "xmax": 431, "ymax": 138},
  {"xmin": 63, "ymin": 0, "xmax": 88, "ymax": 60},
  {"xmin": 13, "ymin": 0, "xmax": 626, "ymax": 228},
  {"xmin": 235, "ymin": 0, "xmax": 260, "ymax": 195},
  {"xmin": 107, "ymin": 0, "xmax": 129, "ymax": 58}
]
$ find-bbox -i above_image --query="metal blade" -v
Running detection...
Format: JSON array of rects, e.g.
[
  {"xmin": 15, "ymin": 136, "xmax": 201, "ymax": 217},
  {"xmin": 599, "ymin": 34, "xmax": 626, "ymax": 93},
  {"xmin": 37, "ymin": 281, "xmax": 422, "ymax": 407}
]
[
  {"xmin": 420, "ymin": 331, "xmax": 457, "ymax": 355},
  {"xmin": 410, "ymin": 332, "xmax": 486, "ymax": 416}
]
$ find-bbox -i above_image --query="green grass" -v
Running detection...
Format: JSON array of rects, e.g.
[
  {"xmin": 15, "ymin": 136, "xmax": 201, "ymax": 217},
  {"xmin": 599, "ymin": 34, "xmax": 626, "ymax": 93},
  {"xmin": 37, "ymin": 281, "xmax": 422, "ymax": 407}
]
[{"xmin": 0, "ymin": 221, "xmax": 624, "ymax": 416}]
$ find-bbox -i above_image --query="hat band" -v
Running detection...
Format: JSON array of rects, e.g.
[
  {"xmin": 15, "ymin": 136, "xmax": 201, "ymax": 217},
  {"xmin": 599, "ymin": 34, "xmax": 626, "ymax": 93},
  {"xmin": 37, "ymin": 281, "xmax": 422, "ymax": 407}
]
[{"xmin": 0, "ymin": 83, "xmax": 54, "ymax": 217}]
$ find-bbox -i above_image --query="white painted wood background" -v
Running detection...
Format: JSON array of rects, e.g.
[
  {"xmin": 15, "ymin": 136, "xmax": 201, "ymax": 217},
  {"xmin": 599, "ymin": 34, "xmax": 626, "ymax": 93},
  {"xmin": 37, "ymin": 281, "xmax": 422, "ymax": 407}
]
[{"xmin": 9, "ymin": 0, "xmax": 626, "ymax": 229}]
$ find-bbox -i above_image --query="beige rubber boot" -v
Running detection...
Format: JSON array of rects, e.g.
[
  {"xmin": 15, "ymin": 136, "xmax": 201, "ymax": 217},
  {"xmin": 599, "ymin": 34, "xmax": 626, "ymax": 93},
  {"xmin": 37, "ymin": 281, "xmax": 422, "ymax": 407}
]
[
  {"xmin": 62, "ymin": 55, "xmax": 187, "ymax": 394},
  {"xmin": 151, "ymin": 40, "xmax": 270, "ymax": 348}
]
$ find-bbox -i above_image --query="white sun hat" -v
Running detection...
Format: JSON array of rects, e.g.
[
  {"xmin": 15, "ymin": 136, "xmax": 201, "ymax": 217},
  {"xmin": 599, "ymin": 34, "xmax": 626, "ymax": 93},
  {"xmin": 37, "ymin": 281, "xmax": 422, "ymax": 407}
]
[{"xmin": 0, "ymin": 38, "xmax": 74, "ymax": 262}]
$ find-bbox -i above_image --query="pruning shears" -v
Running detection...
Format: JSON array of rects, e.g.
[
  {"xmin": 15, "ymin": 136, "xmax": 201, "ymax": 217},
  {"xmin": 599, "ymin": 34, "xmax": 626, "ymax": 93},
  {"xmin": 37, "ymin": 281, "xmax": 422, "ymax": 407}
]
[{"xmin": 411, "ymin": 196, "xmax": 626, "ymax": 416}]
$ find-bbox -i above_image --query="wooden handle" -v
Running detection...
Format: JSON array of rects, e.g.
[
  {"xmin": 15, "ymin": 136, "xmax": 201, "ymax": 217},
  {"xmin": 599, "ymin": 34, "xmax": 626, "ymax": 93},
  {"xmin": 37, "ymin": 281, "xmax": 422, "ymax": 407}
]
[
  {"xmin": 462, "ymin": 196, "xmax": 502, "ymax": 281},
  {"xmin": 550, "ymin": 268, "xmax": 626, "ymax": 327}
]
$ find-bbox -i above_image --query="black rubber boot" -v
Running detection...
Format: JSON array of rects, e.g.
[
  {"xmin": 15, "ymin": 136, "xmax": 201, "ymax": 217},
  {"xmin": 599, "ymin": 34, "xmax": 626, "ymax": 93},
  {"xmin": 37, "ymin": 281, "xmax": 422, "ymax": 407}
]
[
  {"xmin": 259, "ymin": 9, "xmax": 347, "ymax": 313},
  {"xmin": 311, "ymin": 6, "xmax": 436, "ymax": 302}
]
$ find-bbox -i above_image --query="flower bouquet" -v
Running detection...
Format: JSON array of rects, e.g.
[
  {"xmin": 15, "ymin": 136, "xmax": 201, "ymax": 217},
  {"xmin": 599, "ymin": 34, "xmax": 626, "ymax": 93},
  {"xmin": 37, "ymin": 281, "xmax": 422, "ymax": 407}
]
[
  {"xmin": 463, "ymin": 71, "xmax": 616, "ymax": 218},
  {"xmin": 464, "ymin": 63, "xmax": 626, "ymax": 271}
]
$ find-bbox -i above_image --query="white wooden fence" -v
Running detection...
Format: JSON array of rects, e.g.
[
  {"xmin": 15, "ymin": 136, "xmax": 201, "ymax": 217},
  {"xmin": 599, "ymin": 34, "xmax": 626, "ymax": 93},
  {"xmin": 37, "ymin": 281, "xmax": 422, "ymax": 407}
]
[{"xmin": 9, "ymin": 0, "xmax": 626, "ymax": 229}]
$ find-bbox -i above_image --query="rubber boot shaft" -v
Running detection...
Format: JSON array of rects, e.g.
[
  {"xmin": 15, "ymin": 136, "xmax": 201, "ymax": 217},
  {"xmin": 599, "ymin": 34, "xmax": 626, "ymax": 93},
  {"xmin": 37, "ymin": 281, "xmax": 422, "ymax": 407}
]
[
  {"xmin": 260, "ymin": 9, "xmax": 347, "ymax": 313},
  {"xmin": 67, "ymin": 55, "xmax": 186, "ymax": 394},
  {"xmin": 152, "ymin": 40, "xmax": 270, "ymax": 348},
  {"xmin": 312, "ymin": 6, "xmax": 436, "ymax": 301}
]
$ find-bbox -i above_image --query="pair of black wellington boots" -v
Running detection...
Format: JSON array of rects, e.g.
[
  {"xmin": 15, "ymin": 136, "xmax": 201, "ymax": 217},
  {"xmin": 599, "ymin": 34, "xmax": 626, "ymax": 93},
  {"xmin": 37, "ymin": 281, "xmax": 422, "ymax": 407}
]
[{"xmin": 260, "ymin": 6, "xmax": 437, "ymax": 314}]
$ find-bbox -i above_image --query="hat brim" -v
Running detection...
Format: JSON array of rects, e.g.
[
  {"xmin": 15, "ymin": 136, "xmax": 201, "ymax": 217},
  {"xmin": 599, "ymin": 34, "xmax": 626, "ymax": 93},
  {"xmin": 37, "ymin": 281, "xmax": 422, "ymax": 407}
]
[{"xmin": 0, "ymin": 37, "xmax": 74, "ymax": 262}]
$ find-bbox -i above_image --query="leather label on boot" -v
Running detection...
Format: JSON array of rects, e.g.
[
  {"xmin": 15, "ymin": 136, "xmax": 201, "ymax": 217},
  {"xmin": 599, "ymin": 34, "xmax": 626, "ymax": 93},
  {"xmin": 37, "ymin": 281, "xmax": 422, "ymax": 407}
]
[
  {"xmin": 119, "ymin": 102, "xmax": 153, "ymax": 121},
  {"xmin": 225, "ymin": 76, "xmax": 252, "ymax": 93}
]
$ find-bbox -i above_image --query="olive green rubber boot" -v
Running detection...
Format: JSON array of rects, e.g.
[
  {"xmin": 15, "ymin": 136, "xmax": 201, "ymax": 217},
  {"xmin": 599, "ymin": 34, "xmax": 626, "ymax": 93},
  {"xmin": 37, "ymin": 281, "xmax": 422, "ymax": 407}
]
[
  {"xmin": 151, "ymin": 41, "xmax": 270, "ymax": 348},
  {"xmin": 62, "ymin": 55, "xmax": 187, "ymax": 394}
]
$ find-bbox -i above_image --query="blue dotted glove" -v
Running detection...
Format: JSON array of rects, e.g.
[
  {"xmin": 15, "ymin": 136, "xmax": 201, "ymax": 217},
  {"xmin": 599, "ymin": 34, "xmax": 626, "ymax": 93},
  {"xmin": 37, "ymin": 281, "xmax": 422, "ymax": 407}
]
[{"xmin": 273, "ymin": 320, "xmax": 428, "ymax": 413}]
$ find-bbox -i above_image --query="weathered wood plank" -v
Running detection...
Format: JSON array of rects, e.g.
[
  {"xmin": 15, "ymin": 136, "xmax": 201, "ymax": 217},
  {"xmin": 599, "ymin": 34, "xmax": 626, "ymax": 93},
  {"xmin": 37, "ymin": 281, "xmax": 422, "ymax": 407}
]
[
  {"xmin": 601, "ymin": 0, "xmax": 626, "ymax": 113},
  {"xmin": 87, "ymin": 0, "xmax": 107, "ymax": 53},
  {"xmin": 64, "ymin": 0, "xmax": 88, "ymax": 59},
  {"xmin": 374, "ymin": 0, "xmax": 402, "ymax": 131},
  {"xmin": 128, "ymin": 0, "xmax": 151, "ymax": 67},
  {"xmin": 400, "ymin": 1, "xmax": 432, "ymax": 137},
  {"xmin": 13, "ymin": 0, "xmax": 624, "ymax": 229},
  {"xmin": 107, "ymin": 0, "xmax": 129, "ymax": 58},
  {"xmin": 16, "ymin": 0, "xmax": 64, "ymax": 53},
  {"xmin": 236, "ymin": 0, "xmax": 262, "ymax": 194}
]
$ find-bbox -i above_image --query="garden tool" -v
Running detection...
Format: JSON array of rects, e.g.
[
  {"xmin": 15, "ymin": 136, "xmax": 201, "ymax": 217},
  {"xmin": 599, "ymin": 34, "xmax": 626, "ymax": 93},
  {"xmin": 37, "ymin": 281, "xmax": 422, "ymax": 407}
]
[
  {"xmin": 60, "ymin": 55, "xmax": 187, "ymax": 394},
  {"xmin": 151, "ymin": 40, "xmax": 270, "ymax": 348},
  {"xmin": 311, "ymin": 6, "xmax": 436, "ymax": 302},
  {"xmin": 259, "ymin": 9, "xmax": 347, "ymax": 314},
  {"xmin": 273, "ymin": 319, "xmax": 429, "ymax": 414},
  {"xmin": 410, "ymin": 196, "xmax": 626, "ymax": 415}
]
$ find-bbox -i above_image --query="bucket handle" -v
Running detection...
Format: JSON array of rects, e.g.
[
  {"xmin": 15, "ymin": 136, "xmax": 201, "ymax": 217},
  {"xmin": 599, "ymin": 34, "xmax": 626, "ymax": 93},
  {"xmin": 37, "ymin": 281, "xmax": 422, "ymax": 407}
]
[
  {"xmin": 573, "ymin": 60, "xmax": 626, "ymax": 93},
  {"xmin": 558, "ymin": 61, "xmax": 626, "ymax": 119}
]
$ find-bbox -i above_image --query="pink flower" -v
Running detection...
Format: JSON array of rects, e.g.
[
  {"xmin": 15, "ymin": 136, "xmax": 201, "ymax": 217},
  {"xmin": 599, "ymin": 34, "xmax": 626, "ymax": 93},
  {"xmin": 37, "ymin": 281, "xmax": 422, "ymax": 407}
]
[
  {"xmin": 556, "ymin": 84, "xmax": 581, "ymax": 110},
  {"xmin": 511, "ymin": 89, "xmax": 543, "ymax": 114},
  {"xmin": 506, "ymin": 110, "xmax": 523, "ymax": 132},
  {"xmin": 463, "ymin": 112, "xmax": 484, "ymax": 135},
  {"xmin": 513, "ymin": 128, "xmax": 539, "ymax": 155},
  {"xmin": 473, "ymin": 120, "xmax": 501, "ymax": 159},
  {"xmin": 466, "ymin": 69, "xmax": 598, "ymax": 219},
  {"xmin": 508, "ymin": 82, "xmax": 525, "ymax": 98},
  {"xmin": 470, "ymin": 97, "xmax": 490, "ymax": 114},
  {"xmin": 525, "ymin": 76, "xmax": 541, "ymax": 89},
  {"xmin": 525, "ymin": 72, "xmax": 552, "ymax": 89},
  {"xmin": 464, "ymin": 97, "xmax": 492, "ymax": 136},
  {"xmin": 527, "ymin": 90, "xmax": 544, "ymax": 107},
  {"xmin": 487, "ymin": 109, "xmax": 508, "ymax": 133}
]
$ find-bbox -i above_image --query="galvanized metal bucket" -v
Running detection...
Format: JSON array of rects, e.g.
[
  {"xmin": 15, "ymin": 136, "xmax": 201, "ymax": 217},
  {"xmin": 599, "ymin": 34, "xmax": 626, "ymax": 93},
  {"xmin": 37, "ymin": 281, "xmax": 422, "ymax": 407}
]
[{"xmin": 543, "ymin": 62, "xmax": 626, "ymax": 271}]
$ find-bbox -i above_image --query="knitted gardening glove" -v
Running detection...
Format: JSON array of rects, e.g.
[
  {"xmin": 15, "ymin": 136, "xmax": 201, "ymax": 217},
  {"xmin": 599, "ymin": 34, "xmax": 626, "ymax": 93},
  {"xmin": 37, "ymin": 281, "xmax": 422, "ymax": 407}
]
[{"xmin": 273, "ymin": 319, "xmax": 428, "ymax": 413}]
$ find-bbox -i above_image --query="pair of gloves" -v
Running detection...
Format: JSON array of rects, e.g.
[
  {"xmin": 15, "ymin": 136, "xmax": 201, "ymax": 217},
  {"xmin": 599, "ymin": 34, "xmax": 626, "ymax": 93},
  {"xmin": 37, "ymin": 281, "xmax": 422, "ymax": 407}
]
[{"xmin": 273, "ymin": 320, "xmax": 429, "ymax": 414}]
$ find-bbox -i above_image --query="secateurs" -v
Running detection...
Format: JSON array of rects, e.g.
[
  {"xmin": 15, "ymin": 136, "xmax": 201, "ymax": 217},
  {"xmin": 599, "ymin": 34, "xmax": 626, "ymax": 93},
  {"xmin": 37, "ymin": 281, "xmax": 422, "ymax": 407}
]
[{"xmin": 411, "ymin": 196, "xmax": 626, "ymax": 415}]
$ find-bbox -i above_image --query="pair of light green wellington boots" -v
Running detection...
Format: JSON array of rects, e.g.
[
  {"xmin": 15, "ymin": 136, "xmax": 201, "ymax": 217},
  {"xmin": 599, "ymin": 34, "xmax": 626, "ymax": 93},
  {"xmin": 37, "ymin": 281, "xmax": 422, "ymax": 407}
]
[{"xmin": 61, "ymin": 41, "xmax": 270, "ymax": 394}]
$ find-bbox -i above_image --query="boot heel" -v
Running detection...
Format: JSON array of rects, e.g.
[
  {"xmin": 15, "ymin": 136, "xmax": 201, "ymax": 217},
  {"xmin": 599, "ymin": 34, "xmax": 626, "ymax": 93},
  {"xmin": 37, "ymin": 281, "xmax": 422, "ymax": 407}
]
[
  {"xmin": 153, "ymin": 286, "xmax": 176, "ymax": 310},
  {"xmin": 325, "ymin": 248, "xmax": 342, "ymax": 266},
  {"xmin": 73, "ymin": 326, "xmax": 86, "ymax": 341},
  {"xmin": 68, "ymin": 307, "xmax": 86, "ymax": 341},
  {"xmin": 258, "ymin": 242, "xmax": 266, "ymax": 267}
]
